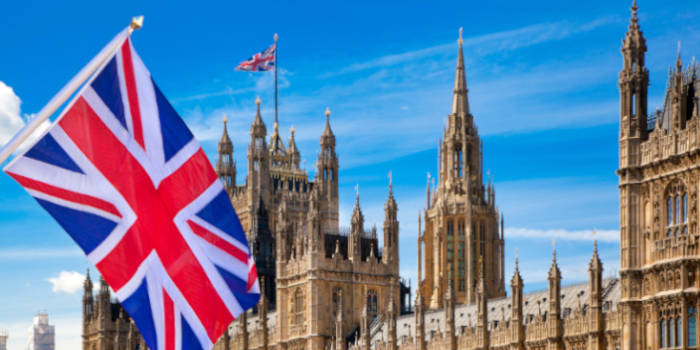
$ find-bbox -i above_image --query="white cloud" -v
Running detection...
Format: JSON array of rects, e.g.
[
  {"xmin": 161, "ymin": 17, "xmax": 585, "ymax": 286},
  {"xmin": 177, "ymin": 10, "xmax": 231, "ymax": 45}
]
[
  {"xmin": 0, "ymin": 81, "xmax": 25, "ymax": 147},
  {"xmin": 47, "ymin": 271, "xmax": 85, "ymax": 295},
  {"xmin": 506, "ymin": 227, "xmax": 619, "ymax": 243},
  {"xmin": 0, "ymin": 81, "xmax": 51, "ymax": 158}
]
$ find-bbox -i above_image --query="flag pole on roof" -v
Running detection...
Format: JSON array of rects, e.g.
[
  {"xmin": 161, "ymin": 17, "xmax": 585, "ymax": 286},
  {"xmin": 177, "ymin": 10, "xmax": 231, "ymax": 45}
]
[
  {"xmin": 274, "ymin": 33, "xmax": 279, "ymax": 124},
  {"xmin": 0, "ymin": 16, "xmax": 144, "ymax": 164}
]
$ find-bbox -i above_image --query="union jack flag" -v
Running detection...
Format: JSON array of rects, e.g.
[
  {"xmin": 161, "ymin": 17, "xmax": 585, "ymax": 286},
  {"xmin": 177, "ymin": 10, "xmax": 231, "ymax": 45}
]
[
  {"xmin": 235, "ymin": 44, "xmax": 276, "ymax": 71},
  {"xmin": 4, "ymin": 37, "xmax": 259, "ymax": 350}
]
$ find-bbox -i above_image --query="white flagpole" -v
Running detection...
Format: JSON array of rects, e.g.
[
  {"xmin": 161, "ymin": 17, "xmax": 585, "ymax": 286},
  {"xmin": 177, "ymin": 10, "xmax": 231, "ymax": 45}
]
[
  {"xmin": 0, "ymin": 16, "xmax": 144, "ymax": 164},
  {"xmin": 274, "ymin": 33, "xmax": 278, "ymax": 124}
]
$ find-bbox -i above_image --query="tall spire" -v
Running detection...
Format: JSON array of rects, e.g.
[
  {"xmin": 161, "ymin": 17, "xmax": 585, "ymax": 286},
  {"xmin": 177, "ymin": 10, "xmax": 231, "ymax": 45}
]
[
  {"xmin": 251, "ymin": 96, "xmax": 267, "ymax": 137},
  {"xmin": 321, "ymin": 107, "xmax": 335, "ymax": 146},
  {"xmin": 288, "ymin": 126, "xmax": 300, "ymax": 168},
  {"xmin": 623, "ymin": 0, "xmax": 646, "ymax": 52},
  {"xmin": 676, "ymin": 41, "xmax": 683, "ymax": 73},
  {"xmin": 451, "ymin": 27, "xmax": 469, "ymax": 116},
  {"xmin": 217, "ymin": 115, "xmax": 235, "ymax": 190}
]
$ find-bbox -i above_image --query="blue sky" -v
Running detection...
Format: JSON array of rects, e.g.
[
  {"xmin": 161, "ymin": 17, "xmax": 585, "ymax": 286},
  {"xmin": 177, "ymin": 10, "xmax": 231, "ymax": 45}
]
[{"xmin": 0, "ymin": 0, "xmax": 699, "ymax": 348}]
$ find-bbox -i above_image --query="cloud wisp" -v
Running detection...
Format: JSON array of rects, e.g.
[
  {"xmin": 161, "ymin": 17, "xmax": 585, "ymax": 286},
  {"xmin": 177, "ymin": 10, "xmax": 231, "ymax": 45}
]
[
  {"xmin": 505, "ymin": 227, "xmax": 619, "ymax": 243},
  {"xmin": 47, "ymin": 270, "xmax": 85, "ymax": 294},
  {"xmin": 322, "ymin": 16, "xmax": 619, "ymax": 78},
  {"xmin": 0, "ymin": 247, "xmax": 83, "ymax": 260}
]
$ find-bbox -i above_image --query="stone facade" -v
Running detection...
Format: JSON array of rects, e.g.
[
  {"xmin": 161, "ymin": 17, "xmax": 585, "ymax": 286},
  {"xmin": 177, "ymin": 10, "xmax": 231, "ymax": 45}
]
[{"xmin": 82, "ymin": 2, "xmax": 700, "ymax": 350}]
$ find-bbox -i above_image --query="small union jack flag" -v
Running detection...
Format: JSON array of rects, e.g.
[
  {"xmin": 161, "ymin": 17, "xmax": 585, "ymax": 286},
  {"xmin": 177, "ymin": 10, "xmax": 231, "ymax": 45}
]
[
  {"xmin": 235, "ymin": 43, "xmax": 276, "ymax": 71},
  {"xmin": 4, "ymin": 36, "xmax": 259, "ymax": 350}
]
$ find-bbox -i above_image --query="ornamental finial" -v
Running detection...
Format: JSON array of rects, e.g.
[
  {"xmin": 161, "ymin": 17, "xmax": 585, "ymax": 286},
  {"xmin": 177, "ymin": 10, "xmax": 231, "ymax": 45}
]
[
  {"xmin": 458, "ymin": 27, "xmax": 463, "ymax": 45},
  {"xmin": 274, "ymin": 33, "xmax": 279, "ymax": 42},
  {"xmin": 256, "ymin": 96, "xmax": 262, "ymax": 106},
  {"xmin": 222, "ymin": 115, "xmax": 228, "ymax": 124},
  {"xmin": 130, "ymin": 15, "xmax": 144, "ymax": 32}
]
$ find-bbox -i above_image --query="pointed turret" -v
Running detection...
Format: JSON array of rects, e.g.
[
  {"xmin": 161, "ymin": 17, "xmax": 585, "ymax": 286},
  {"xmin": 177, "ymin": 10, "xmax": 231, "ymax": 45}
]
[
  {"xmin": 588, "ymin": 239, "xmax": 604, "ymax": 350},
  {"xmin": 383, "ymin": 173, "xmax": 399, "ymax": 267},
  {"xmin": 349, "ymin": 187, "xmax": 363, "ymax": 262},
  {"xmin": 248, "ymin": 97, "xmax": 271, "ymax": 213},
  {"xmin": 251, "ymin": 96, "xmax": 267, "ymax": 137},
  {"xmin": 510, "ymin": 257, "xmax": 524, "ymax": 349},
  {"xmin": 548, "ymin": 243, "xmax": 563, "ymax": 350},
  {"xmin": 82, "ymin": 269, "xmax": 94, "ymax": 331},
  {"xmin": 318, "ymin": 107, "xmax": 339, "ymax": 234},
  {"xmin": 321, "ymin": 107, "xmax": 336, "ymax": 147},
  {"xmin": 217, "ymin": 116, "xmax": 236, "ymax": 190},
  {"xmin": 452, "ymin": 27, "xmax": 470, "ymax": 117},
  {"xmin": 288, "ymin": 126, "xmax": 300, "ymax": 168},
  {"xmin": 620, "ymin": 0, "xmax": 649, "ymax": 153},
  {"xmin": 269, "ymin": 120, "xmax": 287, "ymax": 169},
  {"xmin": 83, "ymin": 268, "xmax": 93, "ymax": 300}
]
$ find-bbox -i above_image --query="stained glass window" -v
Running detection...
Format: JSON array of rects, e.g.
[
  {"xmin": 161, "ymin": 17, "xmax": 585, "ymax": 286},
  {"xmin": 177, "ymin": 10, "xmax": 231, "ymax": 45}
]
[
  {"xmin": 661, "ymin": 319, "xmax": 666, "ymax": 348},
  {"xmin": 689, "ymin": 307, "xmax": 697, "ymax": 347}
]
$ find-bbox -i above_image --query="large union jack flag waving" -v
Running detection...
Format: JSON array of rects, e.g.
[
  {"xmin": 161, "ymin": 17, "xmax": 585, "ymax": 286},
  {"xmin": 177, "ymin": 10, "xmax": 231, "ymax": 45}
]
[{"xmin": 3, "ymin": 36, "xmax": 259, "ymax": 350}]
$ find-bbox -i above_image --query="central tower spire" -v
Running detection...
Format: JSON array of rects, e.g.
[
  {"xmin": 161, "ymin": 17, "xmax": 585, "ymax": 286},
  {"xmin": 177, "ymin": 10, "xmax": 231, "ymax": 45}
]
[{"xmin": 452, "ymin": 27, "xmax": 470, "ymax": 116}]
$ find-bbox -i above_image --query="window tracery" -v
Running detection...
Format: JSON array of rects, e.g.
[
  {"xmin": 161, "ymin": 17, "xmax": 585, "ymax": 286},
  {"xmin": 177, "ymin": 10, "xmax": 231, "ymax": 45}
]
[{"xmin": 665, "ymin": 180, "xmax": 688, "ymax": 236}]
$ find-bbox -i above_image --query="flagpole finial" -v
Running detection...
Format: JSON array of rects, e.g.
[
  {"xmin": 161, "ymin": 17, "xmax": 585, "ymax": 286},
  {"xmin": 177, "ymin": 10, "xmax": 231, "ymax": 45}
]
[
  {"xmin": 274, "ymin": 33, "xmax": 279, "ymax": 42},
  {"xmin": 130, "ymin": 16, "xmax": 144, "ymax": 32}
]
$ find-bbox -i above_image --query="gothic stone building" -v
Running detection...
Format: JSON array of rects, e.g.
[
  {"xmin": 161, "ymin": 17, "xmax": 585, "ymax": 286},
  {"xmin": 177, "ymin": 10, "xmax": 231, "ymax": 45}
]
[{"xmin": 83, "ymin": 2, "xmax": 700, "ymax": 349}]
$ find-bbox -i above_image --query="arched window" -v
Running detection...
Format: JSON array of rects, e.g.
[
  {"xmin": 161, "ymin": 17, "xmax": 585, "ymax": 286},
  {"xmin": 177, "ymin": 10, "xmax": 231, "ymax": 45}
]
[
  {"xmin": 294, "ymin": 289, "xmax": 304, "ymax": 325},
  {"xmin": 668, "ymin": 197, "xmax": 674, "ymax": 228},
  {"xmin": 367, "ymin": 290, "xmax": 378, "ymax": 320},
  {"xmin": 455, "ymin": 147, "xmax": 463, "ymax": 178},
  {"xmin": 670, "ymin": 317, "xmax": 675, "ymax": 348},
  {"xmin": 689, "ymin": 307, "xmax": 697, "ymax": 347},
  {"xmin": 676, "ymin": 316, "xmax": 682, "ymax": 347},
  {"xmin": 661, "ymin": 319, "xmax": 666, "ymax": 348},
  {"xmin": 666, "ymin": 180, "xmax": 688, "ymax": 236}
]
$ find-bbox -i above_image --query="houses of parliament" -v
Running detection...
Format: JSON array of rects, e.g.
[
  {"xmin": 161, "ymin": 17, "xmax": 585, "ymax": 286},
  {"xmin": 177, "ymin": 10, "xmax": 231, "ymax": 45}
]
[{"xmin": 81, "ymin": 2, "xmax": 700, "ymax": 349}]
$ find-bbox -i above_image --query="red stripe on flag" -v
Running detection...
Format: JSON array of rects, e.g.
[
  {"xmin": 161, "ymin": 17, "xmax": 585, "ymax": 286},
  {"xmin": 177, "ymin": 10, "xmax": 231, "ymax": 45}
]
[
  {"xmin": 121, "ymin": 38, "xmax": 145, "ymax": 149},
  {"xmin": 8, "ymin": 172, "xmax": 122, "ymax": 218},
  {"xmin": 187, "ymin": 220, "xmax": 248, "ymax": 264},
  {"xmin": 163, "ymin": 289, "xmax": 175, "ymax": 350},
  {"xmin": 247, "ymin": 263, "xmax": 258, "ymax": 293}
]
